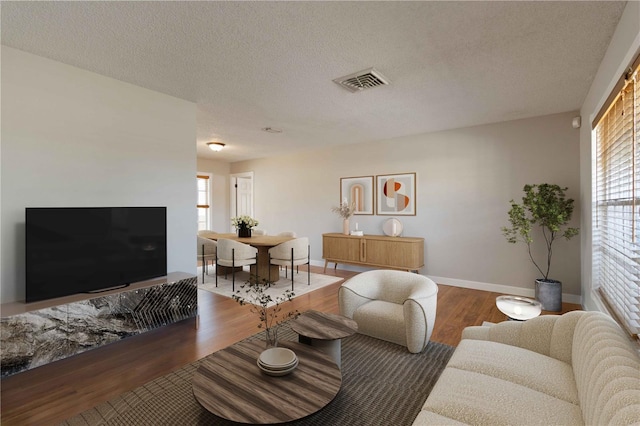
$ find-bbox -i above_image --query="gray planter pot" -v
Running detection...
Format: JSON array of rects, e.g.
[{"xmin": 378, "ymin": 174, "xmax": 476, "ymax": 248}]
[{"xmin": 535, "ymin": 279, "xmax": 562, "ymax": 312}]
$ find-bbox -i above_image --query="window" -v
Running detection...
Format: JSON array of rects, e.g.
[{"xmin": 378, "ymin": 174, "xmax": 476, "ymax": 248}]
[
  {"xmin": 197, "ymin": 174, "xmax": 211, "ymax": 231},
  {"xmin": 593, "ymin": 55, "xmax": 640, "ymax": 337}
]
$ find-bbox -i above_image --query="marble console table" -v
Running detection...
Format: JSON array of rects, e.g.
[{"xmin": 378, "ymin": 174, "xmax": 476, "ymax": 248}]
[{"xmin": 0, "ymin": 272, "xmax": 197, "ymax": 378}]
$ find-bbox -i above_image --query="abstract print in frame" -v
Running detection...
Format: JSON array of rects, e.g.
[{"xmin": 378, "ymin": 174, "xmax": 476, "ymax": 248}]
[
  {"xmin": 376, "ymin": 173, "xmax": 416, "ymax": 216},
  {"xmin": 340, "ymin": 176, "xmax": 374, "ymax": 215}
]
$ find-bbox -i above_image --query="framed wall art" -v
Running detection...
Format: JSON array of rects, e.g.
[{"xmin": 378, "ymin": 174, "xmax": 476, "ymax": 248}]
[
  {"xmin": 340, "ymin": 176, "xmax": 374, "ymax": 215},
  {"xmin": 376, "ymin": 173, "xmax": 416, "ymax": 216}
]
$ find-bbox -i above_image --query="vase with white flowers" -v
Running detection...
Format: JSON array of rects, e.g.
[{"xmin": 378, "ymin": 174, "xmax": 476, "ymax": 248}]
[
  {"xmin": 232, "ymin": 277, "xmax": 299, "ymax": 348},
  {"xmin": 332, "ymin": 199, "xmax": 356, "ymax": 235},
  {"xmin": 231, "ymin": 215, "xmax": 259, "ymax": 238}
]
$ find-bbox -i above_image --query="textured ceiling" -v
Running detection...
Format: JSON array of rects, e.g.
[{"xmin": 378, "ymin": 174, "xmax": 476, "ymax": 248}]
[{"xmin": 1, "ymin": 1, "xmax": 626, "ymax": 162}]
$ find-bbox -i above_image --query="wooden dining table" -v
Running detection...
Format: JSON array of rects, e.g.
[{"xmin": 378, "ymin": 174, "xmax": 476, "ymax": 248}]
[{"xmin": 207, "ymin": 233, "xmax": 294, "ymax": 283}]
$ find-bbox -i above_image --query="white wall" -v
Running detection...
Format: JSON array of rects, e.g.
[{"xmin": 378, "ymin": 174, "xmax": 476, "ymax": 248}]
[
  {"xmin": 579, "ymin": 1, "xmax": 640, "ymax": 311},
  {"xmin": 197, "ymin": 158, "xmax": 230, "ymax": 232},
  {"xmin": 231, "ymin": 111, "xmax": 581, "ymax": 300},
  {"xmin": 1, "ymin": 47, "xmax": 197, "ymax": 303}
]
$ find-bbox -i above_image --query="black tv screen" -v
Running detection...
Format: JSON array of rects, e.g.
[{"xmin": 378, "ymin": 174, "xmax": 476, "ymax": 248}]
[{"xmin": 26, "ymin": 207, "xmax": 167, "ymax": 303}]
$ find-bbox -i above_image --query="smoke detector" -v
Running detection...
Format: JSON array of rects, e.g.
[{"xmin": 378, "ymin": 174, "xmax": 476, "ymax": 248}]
[{"xmin": 333, "ymin": 67, "xmax": 390, "ymax": 93}]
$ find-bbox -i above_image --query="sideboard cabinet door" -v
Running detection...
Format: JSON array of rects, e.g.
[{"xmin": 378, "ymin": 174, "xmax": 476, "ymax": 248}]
[{"xmin": 323, "ymin": 234, "xmax": 361, "ymax": 263}]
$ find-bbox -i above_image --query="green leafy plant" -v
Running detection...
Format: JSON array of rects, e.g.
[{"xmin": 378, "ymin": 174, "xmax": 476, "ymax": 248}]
[
  {"xmin": 232, "ymin": 277, "xmax": 299, "ymax": 347},
  {"xmin": 502, "ymin": 184, "xmax": 579, "ymax": 281}
]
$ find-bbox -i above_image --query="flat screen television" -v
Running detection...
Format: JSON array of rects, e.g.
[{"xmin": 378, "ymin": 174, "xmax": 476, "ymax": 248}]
[{"xmin": 26, "ymin": 207, "xmax": 167, "ymax": 303}]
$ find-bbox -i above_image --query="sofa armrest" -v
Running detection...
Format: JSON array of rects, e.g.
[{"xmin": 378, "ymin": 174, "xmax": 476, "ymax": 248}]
[
  {"xmin": 461, "ymin": 325, "xmax": 491, "ymax": 341},
  {"xmin": 461, "ymin": 311, "xmax": 586, "ymax": 364}
]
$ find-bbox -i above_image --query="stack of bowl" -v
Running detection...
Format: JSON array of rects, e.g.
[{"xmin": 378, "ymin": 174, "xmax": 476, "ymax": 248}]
[{"xmin": 257, "ymin": 347, "xmax": 298, "ymax": 376}]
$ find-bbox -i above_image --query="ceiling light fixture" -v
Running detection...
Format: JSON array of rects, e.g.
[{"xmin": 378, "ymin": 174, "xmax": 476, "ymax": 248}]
[
  {"xmin": 262, "ymin": 127, "xmax": 282, "ymax": 133},
  {"xmin": 207, "ymin": 142, "xmax": 225, "ymax": 152}
]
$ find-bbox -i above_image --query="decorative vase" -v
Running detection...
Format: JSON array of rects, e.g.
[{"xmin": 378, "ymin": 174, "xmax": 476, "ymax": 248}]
[
  {"xmin": 238, "ymin": 225, "xmax": 251, "ymax": 238},
  {"xmin": 265, "ymin": 328, "xmax": 278, "ymax": 348},
  {"xmin": 535, "ymin": 279, "xmax": 562, "ymax": 312},
  {"xmin": 343, "ymin": 219, "xmax": 350, "ymax": 235}
]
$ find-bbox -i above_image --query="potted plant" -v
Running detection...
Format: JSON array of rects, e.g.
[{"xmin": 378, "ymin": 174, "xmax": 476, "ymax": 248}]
[
  {"xmin": 232, "ymin": 277, "xmax": 299, "ymax": 348},
  {"xmin": 501, "ymin": 184, "xmax": 579, "ymax": 311},
  {"xmin": 231, "ymin": 215, "xmax": 259, "ymax": 238},
  {"xmin": 332, "ymin": 199, "xmax": 356, "ymax": 235}
]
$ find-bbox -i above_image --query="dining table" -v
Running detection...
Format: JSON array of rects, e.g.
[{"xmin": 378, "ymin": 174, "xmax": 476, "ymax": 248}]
[{"xmin": 206, "ymin": 233, "xmax": 294, "ymax": 283}]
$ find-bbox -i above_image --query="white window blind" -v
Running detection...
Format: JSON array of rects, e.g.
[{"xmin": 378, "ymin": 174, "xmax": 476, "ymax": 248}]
[{"xmin": 593, "ymin": 59, "xmax": 640, "ymax": 337}]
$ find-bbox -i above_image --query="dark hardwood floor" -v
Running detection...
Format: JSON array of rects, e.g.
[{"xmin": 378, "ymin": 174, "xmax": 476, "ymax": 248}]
[{"xmin": 0, "ymin": 266, "xmax": 581, "ymax": 425}]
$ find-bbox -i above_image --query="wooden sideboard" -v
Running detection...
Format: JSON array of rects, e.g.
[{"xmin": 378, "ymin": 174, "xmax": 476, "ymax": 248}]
[{"xmin": 322, "ymin": 233, "xmax": 424, "ymax": 273}]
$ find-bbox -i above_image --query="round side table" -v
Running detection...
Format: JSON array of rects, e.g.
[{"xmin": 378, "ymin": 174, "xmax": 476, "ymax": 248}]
[{"xmin": 496, "ymin": 295, "xmax": 542, "ymax": 321}]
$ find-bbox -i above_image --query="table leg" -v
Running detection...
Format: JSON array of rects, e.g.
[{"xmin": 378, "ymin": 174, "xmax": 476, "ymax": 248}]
[{"xmin": 298, "ymin": 335, "xmax": 342, "ymax": 369}]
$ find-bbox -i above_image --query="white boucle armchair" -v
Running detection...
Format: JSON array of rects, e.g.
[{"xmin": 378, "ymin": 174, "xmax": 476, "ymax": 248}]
[{"xmin": 339, "ymin": 270, "xmax": 438, "ymax": 353}]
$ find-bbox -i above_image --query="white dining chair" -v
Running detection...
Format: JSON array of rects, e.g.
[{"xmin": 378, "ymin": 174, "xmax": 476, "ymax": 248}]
[
  {"xmin": 197, "ymin": 236, "xmax": 217, "ymax": 283},
  {"xmin": 216, "ymin": 239, "xmax": 257, "ymax": 291},
  {"xmin": 277, "ymin": 231, "xmax": 297, "ymax": 237},
  {"xmin": 268, "ymin": 237, "xmax": 310, "ymax": 290},
  {"xmin": 252, "ymin": 228, "xmax": 268, "ymax": 236},
  {"xmin": 198, "ymin": 230, "xmax": 219, "ymax": 238}
]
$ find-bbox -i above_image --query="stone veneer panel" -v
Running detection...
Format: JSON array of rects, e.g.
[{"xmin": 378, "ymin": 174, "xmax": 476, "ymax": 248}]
[{"xmin": 1, "ymin": 275, "xmax": 197, "ymax": 377}]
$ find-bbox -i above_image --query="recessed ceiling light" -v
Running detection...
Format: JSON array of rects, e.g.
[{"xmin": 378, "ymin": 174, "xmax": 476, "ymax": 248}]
[
  {"xmin": 262, "ymin": 127, "xmax": 282, "ymax": 133},
  {"xmin": 207, "ymin": 142, "xmax": 225, "ymax": 152}
]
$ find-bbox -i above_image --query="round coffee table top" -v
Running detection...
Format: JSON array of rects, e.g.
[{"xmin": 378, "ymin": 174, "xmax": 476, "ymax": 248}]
[
  {"xmin": 290, "ymin": 310, "xmax": 358, "ymax": 340},
  {"xmin": 192, "ymin": 340, "xmax": 341, "ymax": 424}
]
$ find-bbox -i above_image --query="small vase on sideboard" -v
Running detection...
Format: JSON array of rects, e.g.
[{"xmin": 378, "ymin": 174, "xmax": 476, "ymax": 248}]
[{"xmin": 342, "ymin": 219, "xmax": 350, "ymax": 235}]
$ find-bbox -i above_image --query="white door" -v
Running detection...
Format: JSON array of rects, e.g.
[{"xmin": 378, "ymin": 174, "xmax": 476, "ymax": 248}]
[{"xmin": 230, "ymin": 172, "xmax": 254, "ymax": 232}]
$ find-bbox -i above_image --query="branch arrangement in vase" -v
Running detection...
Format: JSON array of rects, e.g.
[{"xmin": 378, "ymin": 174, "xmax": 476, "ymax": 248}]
[
  {"xmin": 232, "ymin": 277, "xmax": 299, "ymax": 348},
  {"xmin": 331, "ymin": 199, "xmax": 356, "ymax": 219}
]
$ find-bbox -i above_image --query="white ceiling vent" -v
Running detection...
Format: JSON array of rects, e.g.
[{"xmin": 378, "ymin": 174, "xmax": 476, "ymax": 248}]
[{"xmin": 333, "ymin": 67, "xmax": 390, "ymax": 93}]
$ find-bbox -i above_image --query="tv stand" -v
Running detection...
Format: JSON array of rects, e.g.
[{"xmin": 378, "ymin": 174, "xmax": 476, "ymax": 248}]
[
  {"xmin": 86, "ymin": 283, "xmax": 130, "ymax": 293},
  {"xmin": 1, "ymin": 272, "xmax": 197, "ymax": 378}
]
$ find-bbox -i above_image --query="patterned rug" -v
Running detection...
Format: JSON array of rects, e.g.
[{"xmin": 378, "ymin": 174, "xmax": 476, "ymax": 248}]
[
  {"xmin": 198, "ymin": 268, "xmax": 343, "ymax": 307},
  {"xmin": 61, "ymin": 326, "xmax": 454, "ymax": 426}
]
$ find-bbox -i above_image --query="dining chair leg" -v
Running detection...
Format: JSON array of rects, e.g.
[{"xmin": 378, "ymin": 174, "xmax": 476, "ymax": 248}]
[
  {"xmin": 232, "ymin": 248, "xmax": 236, "ymax": 293},
  {"xmin": 307, "ymin": 245, "xmax": 311, "ymax": 285},
  {"xmin": 201, "ymin": 244, "xmax": 205, "ymax": 283},
  {"xmin": 290, "ymin": 248, "xmax": 294, "ymax": 291},
  {"xmin": 215, "ymin": 254, "xmax": 218, "ymax": 287}
]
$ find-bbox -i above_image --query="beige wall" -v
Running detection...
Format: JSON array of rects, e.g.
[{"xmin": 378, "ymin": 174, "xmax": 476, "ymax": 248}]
[
  {"xmin": 579, "ymin": 1, "xmax": 640, "ymax": 311},
  {"xmin": 197, "ymin": 158, "xmax": 230, "ymax": 232},
  {"xmin": 230, "ymin": 111, "xmax": 581, "ymax": 300},
  {"xmin": 1, "ymin": 47, "xmax": 197, "ymax": 303}
]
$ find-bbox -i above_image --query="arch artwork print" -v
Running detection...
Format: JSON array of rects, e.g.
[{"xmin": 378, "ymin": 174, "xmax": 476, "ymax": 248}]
[
  {"xmin": 340, "ymin": 176, "xmax": 374, "ymax": 215},
  {"xmin": 376, "ymin": 173, "xmax": 416, "ymax": 216}
]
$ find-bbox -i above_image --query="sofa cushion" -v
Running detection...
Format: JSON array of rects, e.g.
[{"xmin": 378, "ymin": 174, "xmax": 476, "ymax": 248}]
[
  {"xmin": 448, "ymin": 339, "xmax": 579, "ymax": 404},
  {"xmin": 353, "ymin": 300, "xmax": 406, "ymax": 347},
  {"xmin": 421, "ymin": 367, "xmax": 584, "ymax": 425}
]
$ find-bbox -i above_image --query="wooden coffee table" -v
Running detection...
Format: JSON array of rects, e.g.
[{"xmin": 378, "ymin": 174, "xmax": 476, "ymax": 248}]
[
  {"xmin": 290, "ymin": 310, "xmax": 358, "ymax": 368},
  {"xmin": 192, "ymin": 340, "xmax": 341, "ymax": 424}
]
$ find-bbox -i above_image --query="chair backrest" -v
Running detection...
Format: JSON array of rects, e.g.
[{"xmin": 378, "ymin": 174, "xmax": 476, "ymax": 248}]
[
  {"xmin": 252, "ymin": 228, "xmax": 267, "ymax": 236},
  {"xmin": 268, "ymin": 237, "xmax": 309, "ymax": 261},
  {"xmin": 342, "ymin": 270, "xmax": 437, "ymax": 304},
  {"xmin": 217, "ymin": 239, "xmax": 257, "ymax": 260},
  {"xmin": 277, "ymin": 231, "xmax": 297, "ymax": 237},
  {"xmin": 198, "ymin": 230, "xmax": 218, "ymax": 238},
  {"xmin": 197, "ymin": 236, "xmax": 217, "ymax": 256}
]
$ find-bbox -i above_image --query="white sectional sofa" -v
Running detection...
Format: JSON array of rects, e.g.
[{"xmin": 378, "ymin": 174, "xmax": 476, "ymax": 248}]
[{"xmin": 414, "ymin": 311, "xmax": 640, "ymax": 425}]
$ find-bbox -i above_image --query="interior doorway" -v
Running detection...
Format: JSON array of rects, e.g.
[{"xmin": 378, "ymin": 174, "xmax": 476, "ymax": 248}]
[{"xmin": 229, "ymin": 172, "xmax": 254, "ymax": 232}]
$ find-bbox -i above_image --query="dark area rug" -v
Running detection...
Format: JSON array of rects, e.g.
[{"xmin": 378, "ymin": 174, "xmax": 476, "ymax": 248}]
[{"xmin": 61, "ymin": 326, "xmax": 454, "ymax": 426}]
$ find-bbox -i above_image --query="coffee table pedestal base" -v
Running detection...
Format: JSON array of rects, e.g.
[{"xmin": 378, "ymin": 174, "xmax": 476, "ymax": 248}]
[{"xmin": 299, "ymin": 335, "xmax": 342, "ymax": 368}]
